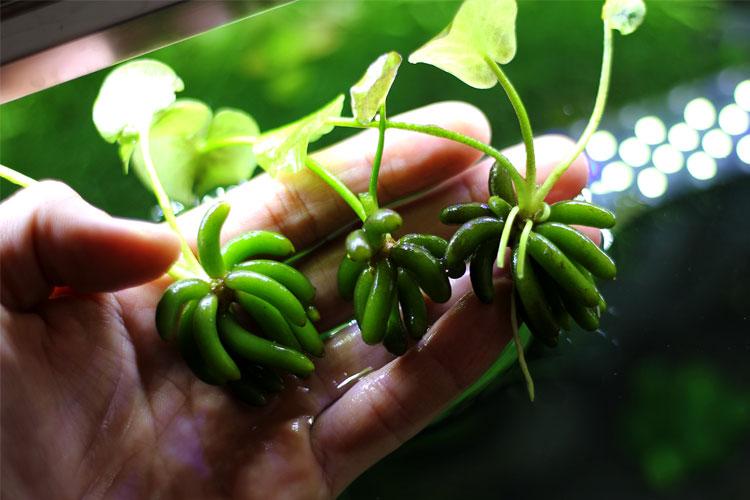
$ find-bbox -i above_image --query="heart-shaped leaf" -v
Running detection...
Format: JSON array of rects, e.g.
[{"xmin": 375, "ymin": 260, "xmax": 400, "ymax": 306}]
[
  {"xmin": 195, "ymin": 109, "xmax": 260, "ymax": 196},
  {"xmin": 130, "ymin": 102, "xmax": 261, "ymax": 204},
  {"xmin": 602, "ymin": 0, "xmax": 646, "ymax": 35},
  {"xmin": 93, "ymin": 60, "xmax": 184, "ymax": 145},
  {"xmin": 253, "ymin": 95, "xmax": 345, "ymax": 176},
  {"xmin": 131, "ymin": 99, "xmax": 212, "ymax": 205},
  {"xmin": 350, "ymin": 52, "xmax": 402, "ymax": 124},
  {"xmin": 408, "ymin": 0, "xmax": 517, "ymax": 89}
]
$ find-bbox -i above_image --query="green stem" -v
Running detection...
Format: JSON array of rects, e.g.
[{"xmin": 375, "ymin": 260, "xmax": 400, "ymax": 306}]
[
  {"xmin": 304, "ymin": 156, "xmax": 367, "ymax": 222},
  {"xmin": 516, "ymin": 219, "xmax": 534, "ymax": 279},
  {"xmin": 510, "ymin": 289, "xmax": 535, "ymax": 402},
  {"xmin": 485, "ymin": 57, "xmax": 536, "ymax": 206},
  {"xmin": 167, "ymin": 261, "xmax": 197, "ymax": 281},
  {"xmin": 496, "ymin": 206, "xmax": 519, "ymax": 268},
  {"xmin": 533, "ymin": 25, "xmax": 614, "ymax": 207},
  {"xmin": 0, "ymin": 164, "xmax": 37, "ymax": 188},
  {"xmin": 369, "ymin": 104, "xmax": 388, "ymax": 209},
  {"xmin": 139, "ymin": 126, "xmax": 205, "ymax": 278},
  {"xmin": 199, "ymin": 135, "xmax": 257, "ymax": 154},
  {"xmin": 328, "ymin": 117, "xmax": 527, "ymax": 208}
]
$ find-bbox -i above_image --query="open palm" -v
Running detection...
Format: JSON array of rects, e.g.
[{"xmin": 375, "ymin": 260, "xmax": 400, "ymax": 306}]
[{"xmin": 1, "ymin": 102, "xmax": 589, "ymax": 499}]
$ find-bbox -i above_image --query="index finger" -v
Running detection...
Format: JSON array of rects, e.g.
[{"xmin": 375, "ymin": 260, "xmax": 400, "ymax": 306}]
[{"xmin": 177, "ymin": 101, "xmax": 491, "ymax": 249}]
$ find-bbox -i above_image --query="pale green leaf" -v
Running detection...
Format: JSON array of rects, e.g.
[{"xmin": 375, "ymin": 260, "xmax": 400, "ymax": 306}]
[
  {"xmin": 117, "ymin": 139, "xmax": 136, "ymax": 173},
  {"xmin": 408, "ymin": 0, "xmax": 517, "ymax": 89},
  {"xmin": 254, "ymin": 95, "xmax": 345, "ymax": 176},
  {"xmin": 602, "ymin": 0, "xmax": 646, "ymax": 35},
  {"xmin": 92, "ymin": 59, "xmax": 184, "ymax": 143},
  {"xmin": 350, "ymin": 52, "xmax": 402, "ymax": 124},
  {"xmin": 195, "ymin": 108, "xmax": 260, "ymax": 195},
  {"xmin": 131, "ymin": 99, "xmax": 212, "ymax": 204}
]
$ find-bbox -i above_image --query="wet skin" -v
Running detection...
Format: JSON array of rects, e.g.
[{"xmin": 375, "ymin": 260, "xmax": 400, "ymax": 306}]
[{"xmin": 0, "ymin": 102, "xmax": 593, "ymax": 499}]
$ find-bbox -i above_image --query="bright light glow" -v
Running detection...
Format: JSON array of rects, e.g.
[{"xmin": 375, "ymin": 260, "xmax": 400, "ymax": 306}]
[
  {"xmin": 668, "ymin": 123, "xmax": 699, "ymax": 151},
  {"xmin": 687, "ymin": 152, "xmax": 717, "ymax": 180},
  {"xmin": 601, "ymin": 161, "xmax": 634, "ymax": 192},
  {"xmin": 737, "ymin": 135, "xmax": 750, "ymax": 165},
  {"xmin": 684, "ymin": 97, "xmax": 716, "ymax": 130},
  {"xmin": 586, "ymin": 130, "xmax": 618, "ymax": 161},
  {"xmin": 652, "ymin": 144, "xmax": 684, "ymax": 174},
  {"xmin": 590, "ymin": 180, "xmax": 608, "ymax": 195},
  {"xmin": 637, "ymin": 168, "xmax": 668, "ymax": 198},
  {"xmin": 579, "ymin": 187, "xmax": 593, "ymax": 203},
  {"xmin": 735, "ymin": 80, "xmax": 750, "ymax": 111},
  {"xmin": 619, "ymin": 137, "xmax": 650, "ymax": 167},
  {"xmin": 601, "ymin": 228, "xmax": 613, "ymax": 251},
  {"xmin": 634, "ymin": 116, "xmax": 666, "ymax": 145},
  {"xmin": 702, "ymin": 129, "xmax": 733, "ymax": 159},
  {"xmin": 718, "ymin": 104, "xmax": 749, "ymax": 135}
]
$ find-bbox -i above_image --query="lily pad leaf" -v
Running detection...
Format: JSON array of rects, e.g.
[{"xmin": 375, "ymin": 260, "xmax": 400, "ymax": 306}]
[
  {"xmin": 93, "ymin": 59, "xmax": 184, "ymax": 145},
  {"xmin": 602, "ymin": 0, "xmax": 646, "ymax": 35},
  {"xmin": 131, "ymin": 99, "xmax": 212, "ymax": 205},
  {"xmin": 408, "ymin": 0, "xmax": 517, "ymax": 89},
  {"xmin": 254, "ymin": 94, "xmax": 345, "ymax": 176},
  {"xmin": 350, "ymin": 52, "xmax": 402, "ymax": 124},
  {"xmin": 195, "ymin": 109, "xmax": 260, "ymax": 196}
]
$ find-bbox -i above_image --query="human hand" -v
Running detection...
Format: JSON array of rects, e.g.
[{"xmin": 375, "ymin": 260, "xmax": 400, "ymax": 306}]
[{"xmin": 0, "ymin": 102, "xmax": 589, "ymax": 499}]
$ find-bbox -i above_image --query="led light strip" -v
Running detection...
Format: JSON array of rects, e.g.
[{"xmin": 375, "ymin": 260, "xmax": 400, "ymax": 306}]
[{"xmin": 580, "ymin": 75, "xmax": 750, "ymax": 202}]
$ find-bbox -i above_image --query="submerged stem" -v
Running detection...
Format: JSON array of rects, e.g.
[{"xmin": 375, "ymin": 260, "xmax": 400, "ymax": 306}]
[
  {"xmin": 533, "ymin": 25, "xmax": 614, "ymax": 206},
  {"xmin": 485, "ymin": 57, "xmax": 536, "ymax": 202},
  {"xmin": 304, "ymin": 156, "xmax": 367, "ymax": 222},
  {"xmin": 0, "ymin": 164, "xmax": 37, "ymax": 188},
  {"xmin": 369, "ymin": 104, "xmax": 388, "ymax": 208},
  {"xmin": 139, "ymin": 126, "xmax": 205, "ymax": 278},
  {"xmin": 510, "ymin": 289, "xmax": 535, "ymax": 402}
]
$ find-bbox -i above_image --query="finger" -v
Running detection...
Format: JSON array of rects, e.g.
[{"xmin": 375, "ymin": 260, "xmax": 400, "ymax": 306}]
[
  {"xmin": 310, "ymin": 280, "xmax": 514, "ymax": 495},
  {"xmin": 301, "ymin": 135, "xmax": 592, "ymax": 329},
  {"xmin": 0, "ymin": 181, "xmax": 180, "ymax": 310},
  {"xmin": 177, "ymin": 101, "xmax": 491, "ymax": 249}
]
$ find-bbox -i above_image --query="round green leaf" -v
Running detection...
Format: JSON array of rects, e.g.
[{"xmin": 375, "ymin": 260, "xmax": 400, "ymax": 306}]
[
  {"xmin": 195, "ymin": 108, "xmax": 260, "ymax": 196},
  {"xmin": 131, "ymin": 99, "xmax": 212, "ymax": 205},
  {"xmin": 350, "ymin": 52, "xmax": 402, "ymax": 124},
  {"xmin": 602, "ymin": 0, "xmax": 646, "ymax": 35},
  {"xmin": 92, "ymin": 59, "xmax": 184, "ymax": 144},
  {"xmin": 253, "ymin": 95, "xmax": 345, "ymax": 176},
  {"xmin": 408, "ymin": 0, "xmax": 517, "ymax": 89}
]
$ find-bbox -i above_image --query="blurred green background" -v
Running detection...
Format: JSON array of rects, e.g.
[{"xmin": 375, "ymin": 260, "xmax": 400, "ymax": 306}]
[{"xmin": 1, "ymin": 1, "xmax": 749, "ymax": 498}]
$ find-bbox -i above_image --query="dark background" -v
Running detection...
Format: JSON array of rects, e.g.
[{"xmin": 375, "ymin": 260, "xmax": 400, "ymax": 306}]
[{"xmin": 1, "ymin": 1, "xmax": 749, "ymax": 498}]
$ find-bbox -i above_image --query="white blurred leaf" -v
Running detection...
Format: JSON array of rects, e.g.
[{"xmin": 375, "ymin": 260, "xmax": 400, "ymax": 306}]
[{"xmin": 92, "ymin": 60, "xmax": 183, "ymax": 144}]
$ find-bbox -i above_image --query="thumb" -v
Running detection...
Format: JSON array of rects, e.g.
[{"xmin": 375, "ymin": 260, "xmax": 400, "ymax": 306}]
[{"xmin": 0, "ymin": 181, "xmax": 180, "ymax": 310}]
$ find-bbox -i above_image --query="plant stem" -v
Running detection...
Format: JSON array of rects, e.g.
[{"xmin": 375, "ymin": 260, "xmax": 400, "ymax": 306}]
[
  {"xmin": 199, "ymin": 135, "xmax": 257, "ymax": 154},
  {"xmin": 328, "ymin": 117, "xmax": 527, "ymax": 207},
  {"xmin": 167, "ymin": 261, "xmax": 197, "ymax": 281},
  {"xmin": 497, "ymin": 206, "xmax": 519, "ymax": 267},
  {"xmin": 533, "ymin": 25, "xmax": 614, "ymax": 206},
  {"xmin": 0, "ymin": 164, "xmax": 37, "ymax": 188},
  {"xmin": 139, "ymin": 126, "xmax": 205, "ymax": 278},
  {"xmin": 304, "ymin": 156, "xmax": 367, "ymax": 222},
  {"xmin": 485, "ymin": 57, "xmax": 536, "ymax": 206},
  {"xmin": 369, "ymin": 104, "xmax": 388, "ymax": 209},
  {"xmin": 516, "ymin": 219, "xmax": 534, "ymax": 279},
  {"xmin": 510, "ymin": 289, "xmax": 535, "ymax": 402}
]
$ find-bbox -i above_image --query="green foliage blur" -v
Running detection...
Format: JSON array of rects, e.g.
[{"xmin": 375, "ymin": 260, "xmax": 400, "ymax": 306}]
[{"xmin": 1, "ymin": 0, "xmax": 746, "ymax": 217}]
